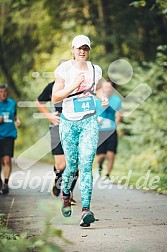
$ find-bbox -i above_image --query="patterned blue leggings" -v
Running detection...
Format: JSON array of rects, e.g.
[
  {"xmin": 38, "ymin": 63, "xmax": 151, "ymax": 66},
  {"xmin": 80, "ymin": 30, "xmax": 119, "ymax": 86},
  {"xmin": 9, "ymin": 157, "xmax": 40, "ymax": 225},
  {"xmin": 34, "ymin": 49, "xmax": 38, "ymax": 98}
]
[{"xmin": 59, "ymin": 114, "xmax": 99, "ymax": 209}]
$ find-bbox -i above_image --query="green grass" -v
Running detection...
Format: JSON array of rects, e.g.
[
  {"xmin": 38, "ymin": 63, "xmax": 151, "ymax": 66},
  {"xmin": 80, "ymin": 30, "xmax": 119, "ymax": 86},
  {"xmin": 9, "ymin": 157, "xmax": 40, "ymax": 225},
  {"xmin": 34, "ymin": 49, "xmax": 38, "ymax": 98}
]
[
  {"xmin": 0, "ymin": 202, "xmax": 70, "ymax": 252},
  {"xmin": 93, "ymin": 137, "xmax": 167, "ymax": 194},
  {"xmin": 93, "ymin": 161, "xmax": 167, "ymax": 194}
]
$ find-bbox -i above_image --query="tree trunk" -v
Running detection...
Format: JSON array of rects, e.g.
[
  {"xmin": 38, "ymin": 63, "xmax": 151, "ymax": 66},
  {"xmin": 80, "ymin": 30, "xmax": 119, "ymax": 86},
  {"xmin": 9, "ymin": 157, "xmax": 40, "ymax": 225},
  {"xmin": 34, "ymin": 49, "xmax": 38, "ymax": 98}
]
[
  {"xmin": 97, "ymin": 0, "xmax": 113, "ymax": 53},
  {"xmin": 0, "ymin": 45, "xmax": 21, "ymax": 98}
]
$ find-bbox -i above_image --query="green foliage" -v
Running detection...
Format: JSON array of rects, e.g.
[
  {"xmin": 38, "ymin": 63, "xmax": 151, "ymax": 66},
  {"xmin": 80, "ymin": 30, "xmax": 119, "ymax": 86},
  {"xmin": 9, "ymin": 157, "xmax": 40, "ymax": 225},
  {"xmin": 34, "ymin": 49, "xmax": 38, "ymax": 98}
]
[
  {"xmin": 121, "ymin": 46, "xmax": 167, "ymax": 172},
  {"xmin": 130, "ymin": 1, "xmax": 146, "ymax": 8},
  {"xmin": 1, "ymin": 0, "xmax": 166, "ymax": 97},
  {"xmin": 0, "ymin": 202, "xmax": 71, "ymax": 252},
  {"xmin": 105, "ymin": 45, "xmax": 167, "ymax": 193}
]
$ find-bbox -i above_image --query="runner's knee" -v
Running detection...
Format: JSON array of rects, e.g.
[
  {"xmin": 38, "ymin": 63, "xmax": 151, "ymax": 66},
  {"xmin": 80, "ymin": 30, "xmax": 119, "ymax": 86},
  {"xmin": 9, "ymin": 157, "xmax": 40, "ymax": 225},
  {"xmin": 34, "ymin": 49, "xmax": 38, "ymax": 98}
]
[
  {"xmin": 56, "ymin": 162, "xmax": 66, "ymax": 171},
  {"xmin": 3, "ymin": 157, "xmax": 11, "ymax": 167}
]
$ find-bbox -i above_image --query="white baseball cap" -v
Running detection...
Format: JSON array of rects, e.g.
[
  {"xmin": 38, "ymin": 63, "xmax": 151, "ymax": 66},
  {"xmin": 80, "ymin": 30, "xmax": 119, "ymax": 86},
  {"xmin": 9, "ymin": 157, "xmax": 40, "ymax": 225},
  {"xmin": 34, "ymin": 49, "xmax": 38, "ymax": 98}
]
[{"xmin": 72, "ymin": 35, "xmax": 91, "ymax": 49}]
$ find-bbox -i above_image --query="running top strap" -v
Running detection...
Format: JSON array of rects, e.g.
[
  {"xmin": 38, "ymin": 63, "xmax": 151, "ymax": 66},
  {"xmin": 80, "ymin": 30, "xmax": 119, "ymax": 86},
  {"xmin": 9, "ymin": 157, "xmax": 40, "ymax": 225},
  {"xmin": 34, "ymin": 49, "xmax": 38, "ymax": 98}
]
[{"xmin": 67, "ymin": 63, "xmax": 95, "ymax": 98}]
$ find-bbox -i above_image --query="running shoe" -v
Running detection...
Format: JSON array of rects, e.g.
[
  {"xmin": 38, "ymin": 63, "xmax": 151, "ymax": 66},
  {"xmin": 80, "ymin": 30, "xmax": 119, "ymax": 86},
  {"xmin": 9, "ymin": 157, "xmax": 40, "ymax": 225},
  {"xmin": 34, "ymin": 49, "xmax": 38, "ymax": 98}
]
[
  {"xmin": 51, "ymin": 174, "xmax": 62, "ymax": 197},
  {"xmin": 80, "ymin": 208, "xmax": 95, "ymax": 227},
  {"xmin": 71, "ymin": 198, "xmax": 77, "ymax": 205},
  {"xmin": 52, "ymin": 183, "xmax": 61, "ymax": 197},
  {"xmin": 94, "ymin": 165, "xmax": 102, "ymax": 179},
  {"xmin": 102, "ymin": 176, "xmax": 111, "ymax": 185},
  {"xmin": 2, "ymin": 184, "xmax": 9, "ymax": 195},
  {"xmin": 61, "ymin": 195, "xmax": 72, "ymax": 217}
]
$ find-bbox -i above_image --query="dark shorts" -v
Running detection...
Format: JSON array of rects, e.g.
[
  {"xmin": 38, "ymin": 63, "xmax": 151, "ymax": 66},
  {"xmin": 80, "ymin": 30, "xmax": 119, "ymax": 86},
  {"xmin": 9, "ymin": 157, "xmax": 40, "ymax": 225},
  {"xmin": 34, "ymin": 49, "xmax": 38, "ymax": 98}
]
[
  {"xmin": 96, "ymin": 130, "xmax": 118, "ymax": 154},
  {"xmin": 49, "ymin": 125, "xmax": 64, "ymax": 155},
  {"xmin": 0, "ymin": 137, "xmax": 15, "ymax": 158}
]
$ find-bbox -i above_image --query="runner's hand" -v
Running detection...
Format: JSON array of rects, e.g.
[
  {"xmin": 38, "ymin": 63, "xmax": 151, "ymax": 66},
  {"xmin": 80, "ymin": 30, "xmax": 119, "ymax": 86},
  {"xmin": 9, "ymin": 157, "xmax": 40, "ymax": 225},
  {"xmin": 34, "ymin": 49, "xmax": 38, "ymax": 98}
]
[
  {"xmin": 73, "ymin": 73, "xmax": 85, "ymax": 89},
  {"xmin": 98, "ymin": 117, "xmax": 103, "ymax": 124},
  {"xmin": 49, "ymin": 111, "xmax": 60, "ymax": 125},
  {"xmin": 101, "ymin": 96, "xmax": 109, "ymax": 108},
  {"xmin": 0, "ymin": 116, "xmax": 4, "ymax": 124},
  {"xmin": 15, "ymin": 118, "xmax": 21, "ymax": 128}
]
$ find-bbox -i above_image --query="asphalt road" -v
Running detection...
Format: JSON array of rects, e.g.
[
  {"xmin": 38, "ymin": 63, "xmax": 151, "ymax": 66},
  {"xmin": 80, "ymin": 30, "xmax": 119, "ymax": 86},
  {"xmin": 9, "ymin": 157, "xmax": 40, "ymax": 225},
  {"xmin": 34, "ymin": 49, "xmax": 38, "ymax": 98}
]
[{"xmin": 0, "ymin": 160, "xmax": 167, "ymax": 252}]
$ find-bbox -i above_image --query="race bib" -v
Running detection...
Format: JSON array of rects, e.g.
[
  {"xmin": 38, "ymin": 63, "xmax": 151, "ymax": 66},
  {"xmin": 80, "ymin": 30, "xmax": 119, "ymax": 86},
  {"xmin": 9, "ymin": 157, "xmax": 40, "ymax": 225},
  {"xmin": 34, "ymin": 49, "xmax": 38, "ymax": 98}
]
[
  {"xmin": 73, "ymin": 96, "xmax": 95, "ymax": 113},
  {"xmin": 2, "ymin": 112, "xmax": 13, "ymax": 123}
]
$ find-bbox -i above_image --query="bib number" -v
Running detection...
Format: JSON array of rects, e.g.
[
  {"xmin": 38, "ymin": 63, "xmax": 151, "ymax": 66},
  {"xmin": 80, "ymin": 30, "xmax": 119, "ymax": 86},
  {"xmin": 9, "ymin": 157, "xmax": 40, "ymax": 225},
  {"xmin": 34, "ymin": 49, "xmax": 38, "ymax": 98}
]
[
  {"xmin": 73, "ymin": 96, "xmax": 95, "ymax": 113},
  {"xmin": 2, "ymin": 112, "xmax": 12, "ymax": 123}
]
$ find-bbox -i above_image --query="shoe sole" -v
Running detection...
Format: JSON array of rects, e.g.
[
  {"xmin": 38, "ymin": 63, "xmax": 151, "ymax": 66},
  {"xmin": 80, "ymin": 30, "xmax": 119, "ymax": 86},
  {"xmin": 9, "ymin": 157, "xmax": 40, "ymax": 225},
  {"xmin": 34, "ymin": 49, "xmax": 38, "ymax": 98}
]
[
  {"xmin": 80, "ymin": 222, "xmax": 90, "ymax": 227},
  {"xmin": 61, "ymin": 207, "xmax": 72, "ymax": 217}
]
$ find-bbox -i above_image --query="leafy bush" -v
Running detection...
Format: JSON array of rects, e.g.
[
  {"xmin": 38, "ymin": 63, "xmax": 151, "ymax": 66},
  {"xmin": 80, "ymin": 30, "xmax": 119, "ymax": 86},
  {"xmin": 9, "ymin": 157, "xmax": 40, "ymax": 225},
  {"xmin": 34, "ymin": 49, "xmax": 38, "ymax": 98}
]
[{"xmin": 0, "ymin": 204, "xmax": 70, "ymax": 252}]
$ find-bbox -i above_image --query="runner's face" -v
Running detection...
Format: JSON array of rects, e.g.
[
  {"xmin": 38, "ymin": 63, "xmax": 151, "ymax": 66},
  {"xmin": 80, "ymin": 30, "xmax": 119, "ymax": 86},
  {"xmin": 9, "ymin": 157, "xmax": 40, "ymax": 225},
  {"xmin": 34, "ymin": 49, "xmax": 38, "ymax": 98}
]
[
  {"xmin": 72, "ymin": 45, "xmax": 90, "ymax": 61},
  {"xmin": 0, "ymin": 88, "xmax": 8, "ymax": 101}
]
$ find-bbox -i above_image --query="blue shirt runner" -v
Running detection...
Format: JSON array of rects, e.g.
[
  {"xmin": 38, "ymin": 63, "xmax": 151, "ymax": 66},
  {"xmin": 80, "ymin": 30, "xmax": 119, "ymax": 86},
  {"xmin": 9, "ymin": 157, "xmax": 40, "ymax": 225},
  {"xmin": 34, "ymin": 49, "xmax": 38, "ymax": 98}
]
[
  {"xmin": 95, "ymin": 95, "xmax": 122, "ymax": 131},
  {"xmin": 0, "ymin": 98, "xmax": 17, "ymax": 139}
]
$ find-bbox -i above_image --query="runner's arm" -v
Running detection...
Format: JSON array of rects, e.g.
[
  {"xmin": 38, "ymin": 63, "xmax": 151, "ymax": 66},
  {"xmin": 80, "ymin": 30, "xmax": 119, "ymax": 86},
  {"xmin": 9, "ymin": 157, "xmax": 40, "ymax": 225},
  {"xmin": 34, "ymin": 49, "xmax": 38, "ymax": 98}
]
[
  {"xmin": 96, "ymin": 79, "xmax": 108, "ymax": 108},
  {"xmin": 15, "ymin": 117, "xmax": 21, "ymax": 128},
  {"xmin": 36, "ymin": 100, "xmax": 60, "ymax": 125},
  {"xmin": 51, "ymin": 74, "xmax": 85, "ymax": 103},
  {"xmin": 116, "ymin": 110, "xmax": 123, "ymax": 125},
  {"xmin": 14, "ymin": 102, "xmax": 21, "ymax": 128}
]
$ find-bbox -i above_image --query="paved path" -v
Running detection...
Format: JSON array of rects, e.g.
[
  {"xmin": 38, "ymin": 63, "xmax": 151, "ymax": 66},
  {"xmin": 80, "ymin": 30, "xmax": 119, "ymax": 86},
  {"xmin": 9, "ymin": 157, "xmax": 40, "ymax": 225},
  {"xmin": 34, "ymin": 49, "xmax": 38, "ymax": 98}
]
[{"xmin": 0, "ymin": 161, "xmax": 167, "ymax": 252}]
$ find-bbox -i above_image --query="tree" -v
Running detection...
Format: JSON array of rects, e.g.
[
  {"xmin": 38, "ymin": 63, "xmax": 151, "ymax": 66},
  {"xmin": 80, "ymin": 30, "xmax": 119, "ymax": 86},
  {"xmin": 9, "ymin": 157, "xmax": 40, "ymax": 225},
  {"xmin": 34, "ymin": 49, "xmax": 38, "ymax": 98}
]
[{"xmin": 0, "ymin": 0, "xmax": 55, "ymax": 98}]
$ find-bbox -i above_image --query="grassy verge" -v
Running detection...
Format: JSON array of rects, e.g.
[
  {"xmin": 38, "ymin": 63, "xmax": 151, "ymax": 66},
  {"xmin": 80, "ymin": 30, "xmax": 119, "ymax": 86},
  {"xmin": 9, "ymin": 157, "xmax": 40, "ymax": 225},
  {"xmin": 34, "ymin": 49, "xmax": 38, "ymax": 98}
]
[
  {"xmin": 93, "ymin": 136, "xmax": 167, "ymax": 195},
  {"xmin": 0, "ymin": 203, "xmax": 70, "ymax": 252}
]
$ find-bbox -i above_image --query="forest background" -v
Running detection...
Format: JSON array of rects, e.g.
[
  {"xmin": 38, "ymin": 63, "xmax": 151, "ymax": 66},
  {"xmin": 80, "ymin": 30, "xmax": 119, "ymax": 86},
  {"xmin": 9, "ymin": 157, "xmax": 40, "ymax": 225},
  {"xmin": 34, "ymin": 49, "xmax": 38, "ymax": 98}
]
[{"xmin": 0, "ymin": 0, "xmax": 166, "ymax": 192}]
